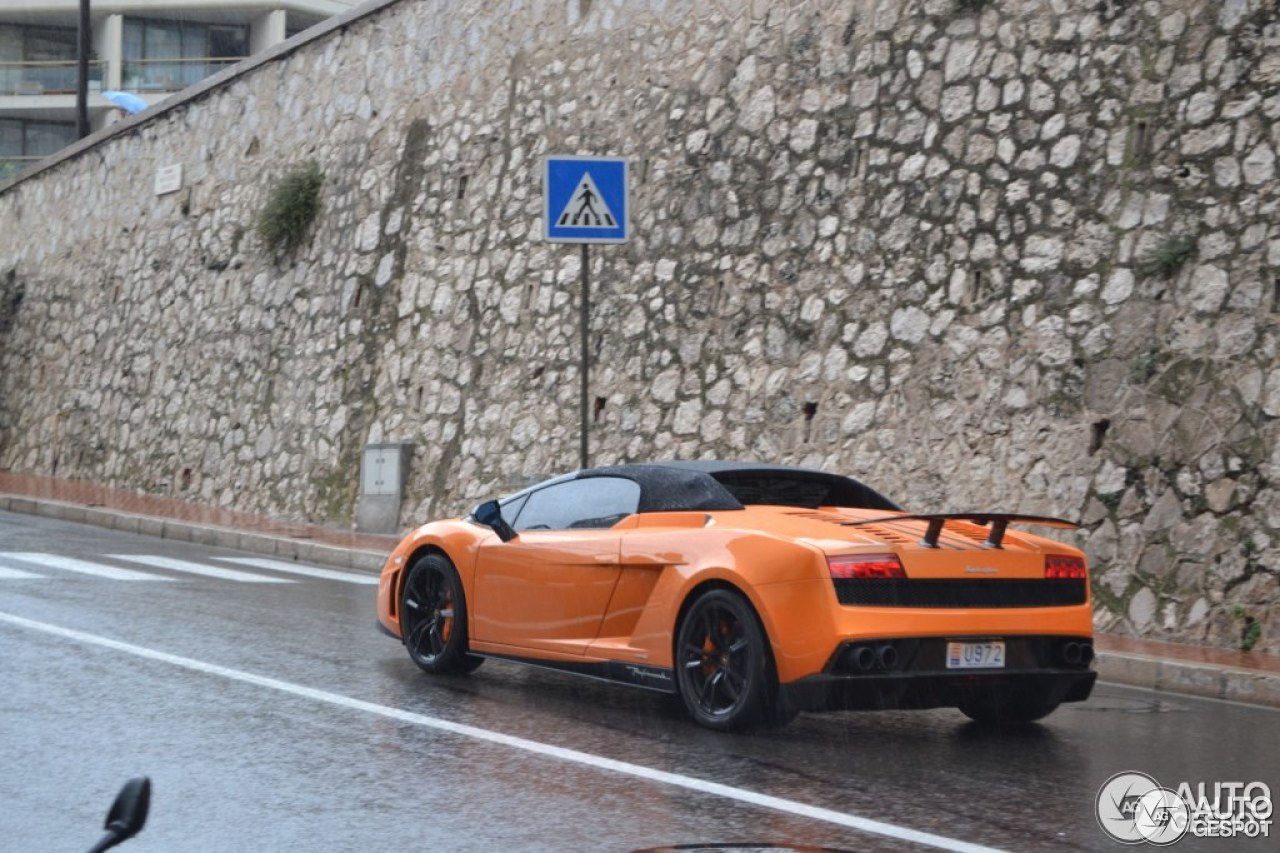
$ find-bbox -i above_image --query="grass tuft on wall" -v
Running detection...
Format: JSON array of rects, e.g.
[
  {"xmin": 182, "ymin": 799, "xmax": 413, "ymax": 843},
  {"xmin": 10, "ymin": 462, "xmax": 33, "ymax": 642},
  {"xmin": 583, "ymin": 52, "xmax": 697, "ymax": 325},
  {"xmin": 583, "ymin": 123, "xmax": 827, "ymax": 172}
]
[
  {"xmin": 257, "ymin": 161, "xmax": 324, "ymax": 256},
  {"xmin": 1138, "ymin": 235, "xmax": 1196, "ymax": 277}
]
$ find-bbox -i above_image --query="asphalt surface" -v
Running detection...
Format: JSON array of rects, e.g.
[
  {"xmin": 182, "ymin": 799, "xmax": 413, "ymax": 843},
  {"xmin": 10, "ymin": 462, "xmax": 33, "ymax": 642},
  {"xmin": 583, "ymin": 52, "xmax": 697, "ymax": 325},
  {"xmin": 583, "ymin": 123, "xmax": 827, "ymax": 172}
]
[{"xmin": 2, "ymin": 510, "xmax": 1277, "ymax": 852}]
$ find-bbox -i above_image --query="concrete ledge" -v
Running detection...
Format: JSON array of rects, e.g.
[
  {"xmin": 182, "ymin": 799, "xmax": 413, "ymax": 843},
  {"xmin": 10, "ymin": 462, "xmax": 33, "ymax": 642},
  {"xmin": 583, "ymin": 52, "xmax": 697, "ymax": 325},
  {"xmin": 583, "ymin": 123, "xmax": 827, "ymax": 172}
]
[
  {"xmin": 1, "ymin": 496, "xmax": 37, "ymax": 515},
  {"xmin": 1220, "ymin": 671, "xmax": 1280, "ymax": 708},
  {"xmin": 1097, "ymin": 652, "xmax": 1280, "ymax": 709},
  {"xmin": 1094, "ymin": 653, "xmax": 1163, "ymax": 692}
]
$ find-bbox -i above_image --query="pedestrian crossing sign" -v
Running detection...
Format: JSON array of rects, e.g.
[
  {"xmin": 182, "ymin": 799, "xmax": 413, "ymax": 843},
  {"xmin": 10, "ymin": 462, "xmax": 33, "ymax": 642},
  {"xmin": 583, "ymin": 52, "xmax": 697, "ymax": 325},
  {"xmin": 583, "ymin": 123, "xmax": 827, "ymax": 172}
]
[{"xmin": 544, "ymin": 155, "xmax": 629, "ymax": 243}]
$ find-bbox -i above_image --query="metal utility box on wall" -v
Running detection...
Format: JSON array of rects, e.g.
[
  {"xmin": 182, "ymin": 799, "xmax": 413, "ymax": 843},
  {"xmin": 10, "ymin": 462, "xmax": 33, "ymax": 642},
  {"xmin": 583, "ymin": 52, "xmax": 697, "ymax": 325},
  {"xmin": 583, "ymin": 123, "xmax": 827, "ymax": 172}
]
[{"xmin": 356, "ymin": 443, "xmax": 413, "ymax": 533}]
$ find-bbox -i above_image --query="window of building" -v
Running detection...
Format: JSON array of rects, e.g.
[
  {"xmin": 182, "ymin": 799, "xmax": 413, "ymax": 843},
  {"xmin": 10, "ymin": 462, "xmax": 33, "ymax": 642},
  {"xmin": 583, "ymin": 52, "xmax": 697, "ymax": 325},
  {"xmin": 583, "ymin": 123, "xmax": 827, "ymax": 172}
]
[
  {"xmin": 0, "ymin": 25, "xmax": 78, "ymax": 63},
  {"xmin": 208, "ymin": 27, "xmax": 248, "ymax": 58},
  {"xmin": 286, "ymin": 15, "xmax": 324, "ymax": 40},
  {"xmin": 0, "ymin": 117, "xmax": 76, "ymax": 160},
  {"xmin": 25, "ymin": 27, "xmax": 78, "ymax": 62},
  {"xmin": 0, "ymin": 28, "xmax": 19, "ymax": 63},
  {"xmin": 0, "ymin": 25, "xmax": 82, "ymax": 95},
  {"xmin": 0, "ymin": 120, "xmax": 19, "ymax": 158},
  {"xmin": 121, "ymin": 18, "xmax": 248, "ymax": 91}
]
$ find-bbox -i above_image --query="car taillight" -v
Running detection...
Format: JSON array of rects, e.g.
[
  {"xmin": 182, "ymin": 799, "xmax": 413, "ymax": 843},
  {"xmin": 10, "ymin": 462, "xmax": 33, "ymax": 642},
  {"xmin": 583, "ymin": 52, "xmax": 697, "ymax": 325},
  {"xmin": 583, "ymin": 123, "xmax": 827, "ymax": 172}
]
[
  {"xmin": 828, "ymin": 554, "xmax": 906, "ymax": 579},
  {"xmin": 1045, "ymin": 555, "xmax": 1087, "ymax": 579}
]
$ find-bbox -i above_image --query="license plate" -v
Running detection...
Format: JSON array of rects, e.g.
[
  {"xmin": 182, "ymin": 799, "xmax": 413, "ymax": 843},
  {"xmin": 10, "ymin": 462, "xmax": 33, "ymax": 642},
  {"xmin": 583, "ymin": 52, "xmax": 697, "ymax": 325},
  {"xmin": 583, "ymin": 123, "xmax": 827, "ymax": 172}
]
[{"xmin": 947, "ymin": 640, "xmax": 1005, "ymax": 669}]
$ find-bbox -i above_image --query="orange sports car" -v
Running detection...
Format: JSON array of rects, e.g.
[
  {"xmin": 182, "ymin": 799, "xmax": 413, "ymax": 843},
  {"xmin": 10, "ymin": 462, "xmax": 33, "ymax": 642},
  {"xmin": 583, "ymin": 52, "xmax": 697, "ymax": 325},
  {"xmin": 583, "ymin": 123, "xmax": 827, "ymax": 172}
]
[{"xmin": 376, "ymin": 461, "xmax": 1096, "ymax": 730}]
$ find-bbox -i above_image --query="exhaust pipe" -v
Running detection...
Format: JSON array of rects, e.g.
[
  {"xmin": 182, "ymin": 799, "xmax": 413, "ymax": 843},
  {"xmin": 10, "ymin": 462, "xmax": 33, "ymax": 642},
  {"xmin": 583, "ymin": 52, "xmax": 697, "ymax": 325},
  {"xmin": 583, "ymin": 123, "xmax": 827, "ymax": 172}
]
[
  {"xmin": 1062, "ymin": 641, "xmax": 1096, "ymax": 666},
  {"xmin": 1062, "ymin": 642, "xmax": 1082, "ymax": 665},
  {"xmin": 875, "ymin": 644, "xmax": 899, "ymax": 671},
  {"xmin": 849, "ymin": 645, "xmax": 876, "ymax": 671}
]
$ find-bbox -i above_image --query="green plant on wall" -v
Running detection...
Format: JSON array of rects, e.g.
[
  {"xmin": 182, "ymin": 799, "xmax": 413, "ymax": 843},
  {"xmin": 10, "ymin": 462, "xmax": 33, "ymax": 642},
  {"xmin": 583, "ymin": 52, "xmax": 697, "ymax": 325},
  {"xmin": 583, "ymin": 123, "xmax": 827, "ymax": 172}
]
[
  {"xmin": 1242, "ymin": 619, "xmax": 1262, "ymax": 651},
  {"xmin": 1138, "ymin": 235, "xmax": 1196, "ymax": 277},
  {"xmin": 1129, "ymin": 346, "xmax": 1163, "ymax": 383},
  {"xmin": 1232, "ymin": 605, "xmax": 1262, "ymax": 652},
  {"xmin": 256, "ymin": 161, "xmax": 324, "ymax": 256}
]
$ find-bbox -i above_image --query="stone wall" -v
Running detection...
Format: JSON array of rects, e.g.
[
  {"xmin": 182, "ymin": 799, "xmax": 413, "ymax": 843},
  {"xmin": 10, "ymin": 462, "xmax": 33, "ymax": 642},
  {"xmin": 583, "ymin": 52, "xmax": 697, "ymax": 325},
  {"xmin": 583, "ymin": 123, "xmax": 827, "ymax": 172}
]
[{"xmin": 0, "ymin": 0, "xmax": 1277, "ymax": 651}]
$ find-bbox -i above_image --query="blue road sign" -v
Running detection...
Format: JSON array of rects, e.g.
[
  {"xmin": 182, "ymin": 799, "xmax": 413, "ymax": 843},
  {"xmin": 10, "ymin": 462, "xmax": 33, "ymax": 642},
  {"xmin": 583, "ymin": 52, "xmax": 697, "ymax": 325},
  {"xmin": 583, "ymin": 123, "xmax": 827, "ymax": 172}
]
[{"xmin": 544, "ymin": 156, "xmax": 629, "ymax": 243}]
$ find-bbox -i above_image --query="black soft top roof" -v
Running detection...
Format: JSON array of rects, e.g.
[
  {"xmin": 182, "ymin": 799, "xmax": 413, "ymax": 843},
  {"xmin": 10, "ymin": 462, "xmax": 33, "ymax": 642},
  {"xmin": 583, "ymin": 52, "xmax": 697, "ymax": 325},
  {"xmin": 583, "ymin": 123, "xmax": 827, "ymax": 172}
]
[{"xmin": 575, "ymin": 461, "xmax": 901, "ymax": 513}]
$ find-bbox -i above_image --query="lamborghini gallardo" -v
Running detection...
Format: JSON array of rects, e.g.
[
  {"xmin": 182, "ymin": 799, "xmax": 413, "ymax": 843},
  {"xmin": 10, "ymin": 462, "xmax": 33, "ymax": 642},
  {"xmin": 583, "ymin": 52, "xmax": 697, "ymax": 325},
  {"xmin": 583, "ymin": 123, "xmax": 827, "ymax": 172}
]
[{"xmin": 376, "ymin": 461, "xmax": 1096, "ymax": 730}]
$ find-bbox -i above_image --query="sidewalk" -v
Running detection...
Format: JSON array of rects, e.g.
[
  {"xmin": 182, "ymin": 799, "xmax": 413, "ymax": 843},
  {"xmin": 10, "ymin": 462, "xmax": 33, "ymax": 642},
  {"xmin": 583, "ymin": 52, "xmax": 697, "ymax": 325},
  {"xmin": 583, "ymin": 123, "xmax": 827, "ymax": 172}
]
[{"xmin": 2, "ymin": 471, "xmax": 1277, "ymax": 710}]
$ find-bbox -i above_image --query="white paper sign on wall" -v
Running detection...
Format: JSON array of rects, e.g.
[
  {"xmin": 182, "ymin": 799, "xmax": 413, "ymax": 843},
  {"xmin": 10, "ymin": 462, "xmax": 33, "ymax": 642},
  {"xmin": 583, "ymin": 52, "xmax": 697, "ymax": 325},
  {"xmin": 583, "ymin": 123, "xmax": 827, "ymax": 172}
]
[{"xmin": 154, "ymin": 164, "xmax": 183, "ymax": 196}]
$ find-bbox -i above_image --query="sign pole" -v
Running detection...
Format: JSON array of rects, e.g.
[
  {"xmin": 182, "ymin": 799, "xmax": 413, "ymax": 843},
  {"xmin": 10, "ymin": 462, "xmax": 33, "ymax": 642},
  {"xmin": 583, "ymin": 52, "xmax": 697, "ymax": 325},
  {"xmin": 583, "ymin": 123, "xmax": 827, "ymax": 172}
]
[
  {"xmin": 579, "ymin": 244, "xmax": 590, "ymax": 470},
  {"xmin": 542, "ymin": 155, "xmax": 628, "ymax": 473}
]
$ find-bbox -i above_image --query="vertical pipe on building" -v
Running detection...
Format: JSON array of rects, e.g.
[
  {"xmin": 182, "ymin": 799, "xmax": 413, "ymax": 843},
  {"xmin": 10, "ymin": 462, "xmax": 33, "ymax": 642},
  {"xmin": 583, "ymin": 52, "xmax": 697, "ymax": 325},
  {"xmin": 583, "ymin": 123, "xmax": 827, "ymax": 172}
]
[{"xmin": 77, "ymin": 0, "xmax": 91, "ymax": 138}]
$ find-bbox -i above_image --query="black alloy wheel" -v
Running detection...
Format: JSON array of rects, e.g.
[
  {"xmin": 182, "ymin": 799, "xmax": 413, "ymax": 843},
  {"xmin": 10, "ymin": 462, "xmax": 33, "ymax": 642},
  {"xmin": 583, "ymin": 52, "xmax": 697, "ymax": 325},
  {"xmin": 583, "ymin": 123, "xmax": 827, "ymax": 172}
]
[
  {"xmin": 400, "ymin": 553, "xmax": 483, "ymax": 675},
  {"xmin": 675, "ymin": 588, "xmax": 792, "ymax": 730}
]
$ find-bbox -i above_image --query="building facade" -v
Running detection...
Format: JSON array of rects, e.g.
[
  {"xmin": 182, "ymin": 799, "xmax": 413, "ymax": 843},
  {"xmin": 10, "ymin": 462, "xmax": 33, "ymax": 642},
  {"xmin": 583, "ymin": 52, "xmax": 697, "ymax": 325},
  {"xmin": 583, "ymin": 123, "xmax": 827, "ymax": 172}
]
[{"xmin": 0, "ymin": 0, "xmax": 355, "ymax": 177}]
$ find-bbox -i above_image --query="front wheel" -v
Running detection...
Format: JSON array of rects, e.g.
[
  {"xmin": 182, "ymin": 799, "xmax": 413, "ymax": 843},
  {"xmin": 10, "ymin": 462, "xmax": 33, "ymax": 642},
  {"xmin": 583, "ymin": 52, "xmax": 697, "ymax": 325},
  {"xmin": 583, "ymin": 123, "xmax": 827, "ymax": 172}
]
[
  {"xmin": 674, "ymin": 588, "xmax": 792, "ymax": 731},
  {"xmin": 400, "ymin": 553, "xmax": 483, "ymax": 675}
]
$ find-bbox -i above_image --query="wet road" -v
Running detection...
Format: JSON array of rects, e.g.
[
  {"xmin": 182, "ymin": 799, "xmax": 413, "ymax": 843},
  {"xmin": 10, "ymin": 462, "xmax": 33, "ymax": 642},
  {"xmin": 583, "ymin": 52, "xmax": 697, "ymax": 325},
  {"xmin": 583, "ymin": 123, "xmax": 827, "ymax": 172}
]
[{"xmin": 1, "ymin": 510, "xmax": 1276, "ymax": 852}]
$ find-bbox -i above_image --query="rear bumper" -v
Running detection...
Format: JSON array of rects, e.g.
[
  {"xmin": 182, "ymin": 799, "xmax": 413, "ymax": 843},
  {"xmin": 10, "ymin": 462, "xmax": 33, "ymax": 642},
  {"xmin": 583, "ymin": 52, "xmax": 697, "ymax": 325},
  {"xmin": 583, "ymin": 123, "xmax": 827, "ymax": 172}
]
[
  {"xmin": 782, "ymin": 668, "xmax": 1097, "ymax": 712},
  {"xmin": 780, "ymin": 634, "xmax": 1097, "ymax": 712}
]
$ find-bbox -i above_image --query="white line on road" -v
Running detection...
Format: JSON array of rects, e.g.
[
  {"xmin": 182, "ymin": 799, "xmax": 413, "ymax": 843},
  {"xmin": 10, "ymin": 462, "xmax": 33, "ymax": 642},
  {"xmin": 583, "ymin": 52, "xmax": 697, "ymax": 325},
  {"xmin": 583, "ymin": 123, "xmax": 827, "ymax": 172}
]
[
  {"xmin": 0, "ymin": 565, "xmax": 42, "ymax": 579},
  {"xmin": 0, "ymin": 552, "xmax": 173, "ymax": 581},
  {"xmin": 0, "ymin": 611, "xmax": 1004, "ymax": 853},
  {"xmin": 217, "ymin": 556, "xmax": 379, "ymax": 585},
  {"xmin": 108, "ymin": 554, "xmax": 294, "ymax": 583}
]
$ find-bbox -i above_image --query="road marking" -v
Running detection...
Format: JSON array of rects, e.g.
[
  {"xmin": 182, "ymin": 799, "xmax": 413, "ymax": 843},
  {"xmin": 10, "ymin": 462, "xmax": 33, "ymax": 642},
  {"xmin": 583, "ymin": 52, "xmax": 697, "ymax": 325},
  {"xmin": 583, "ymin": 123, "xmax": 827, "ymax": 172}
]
[
  {"xmin": 108, "ymin": 554, "xmax": 293, "ymax": 583},
  {"xmin": 0, "ymin": 612, "xmax": 1003, "ymax": 853},
  {"xmin": 0, "ymin": 565, "xmax": 42, "ymax": 579},
  {"xmin": 216, "ymin": 557, "xmax": 379, "ymax": 585},
  {"xmin": 0, "ymin": 552, "xmax": 172, "ymax": 581}
]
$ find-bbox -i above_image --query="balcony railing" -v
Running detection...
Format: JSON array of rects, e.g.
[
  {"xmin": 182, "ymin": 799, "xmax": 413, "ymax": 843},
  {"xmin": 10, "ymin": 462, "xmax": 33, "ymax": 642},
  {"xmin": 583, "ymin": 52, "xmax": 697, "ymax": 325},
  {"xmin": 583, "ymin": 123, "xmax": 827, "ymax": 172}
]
[
  {"xmin": 121, "ymin": 57, "xmax": 242, "ymax": 92},
  {"xmin": 0, "ymin": 60, "xmax": 105, "ymax": 96}
]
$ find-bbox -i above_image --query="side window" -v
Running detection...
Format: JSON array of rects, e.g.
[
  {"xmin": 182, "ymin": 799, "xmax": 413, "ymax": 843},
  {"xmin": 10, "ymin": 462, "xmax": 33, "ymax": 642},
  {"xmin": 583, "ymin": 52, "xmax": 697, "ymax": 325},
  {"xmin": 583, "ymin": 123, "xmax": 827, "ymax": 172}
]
[
  {"xmin": 499, "ymin": 493, "xmax": 528, "ymax": 523},
  {"xmin": 512, "ymin": 477, "xmax": 640, "ymax": 531}
]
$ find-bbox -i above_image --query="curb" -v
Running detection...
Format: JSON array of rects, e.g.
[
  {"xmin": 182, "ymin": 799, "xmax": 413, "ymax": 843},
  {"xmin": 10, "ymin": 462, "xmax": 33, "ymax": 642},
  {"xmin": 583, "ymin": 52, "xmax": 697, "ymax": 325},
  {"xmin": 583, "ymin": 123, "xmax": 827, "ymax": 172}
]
[
  {"xmin": 0, "ymin": 494, "xmax": 388, "ymax": 573},
  {"xmin": 1093, "ymin": 650, "xmax": 1280, "ymax": 709},
  {"xmin": 3, "ymin": 492, "xmax": 1278, "ymax": 710}
]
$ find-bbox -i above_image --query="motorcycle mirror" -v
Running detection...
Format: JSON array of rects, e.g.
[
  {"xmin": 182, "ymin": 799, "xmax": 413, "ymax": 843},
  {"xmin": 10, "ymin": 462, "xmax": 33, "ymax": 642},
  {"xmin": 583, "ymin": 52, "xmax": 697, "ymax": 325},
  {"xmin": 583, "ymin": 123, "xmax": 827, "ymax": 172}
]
[{"xmin": 86, "ymin": 777, "xmax": 150, "ymax": 853}]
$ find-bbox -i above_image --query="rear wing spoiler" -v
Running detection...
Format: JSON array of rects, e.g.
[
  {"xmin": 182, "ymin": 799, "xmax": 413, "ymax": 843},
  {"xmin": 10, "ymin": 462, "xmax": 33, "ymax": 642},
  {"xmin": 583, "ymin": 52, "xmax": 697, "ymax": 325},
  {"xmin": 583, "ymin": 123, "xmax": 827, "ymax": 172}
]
[{"xmin": 841, "ymin": 513, "xmax": 1079, "ymax": 549}]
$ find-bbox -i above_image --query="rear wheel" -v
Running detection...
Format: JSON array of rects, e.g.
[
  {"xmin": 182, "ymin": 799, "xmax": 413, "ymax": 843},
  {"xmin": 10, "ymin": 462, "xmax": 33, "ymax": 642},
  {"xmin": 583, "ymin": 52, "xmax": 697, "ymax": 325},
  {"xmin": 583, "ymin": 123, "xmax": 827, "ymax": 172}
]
[
  {"xmin": 674, "ymin": 588, "xmax": 794, "ymax": 731},
  {"xmin": 400, "ymin": 553, "xmax": 483, "ymax": 675},
  {"xmin": 958, "ymin": 690, "xmax": 1059, "ymax": 725}
]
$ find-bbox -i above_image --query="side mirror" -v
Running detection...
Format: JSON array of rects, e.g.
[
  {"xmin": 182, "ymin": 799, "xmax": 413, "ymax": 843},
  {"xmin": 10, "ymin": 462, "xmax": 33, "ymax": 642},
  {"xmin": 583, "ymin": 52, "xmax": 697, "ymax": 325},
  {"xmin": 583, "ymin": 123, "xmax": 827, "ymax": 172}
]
[
  {"xmin": 86, "ymin": 777, "xmax": 150, "ymax": 853},
  {"xmin": 472, "ymin": 500, "xmax": 517, "ymax": 542}
]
